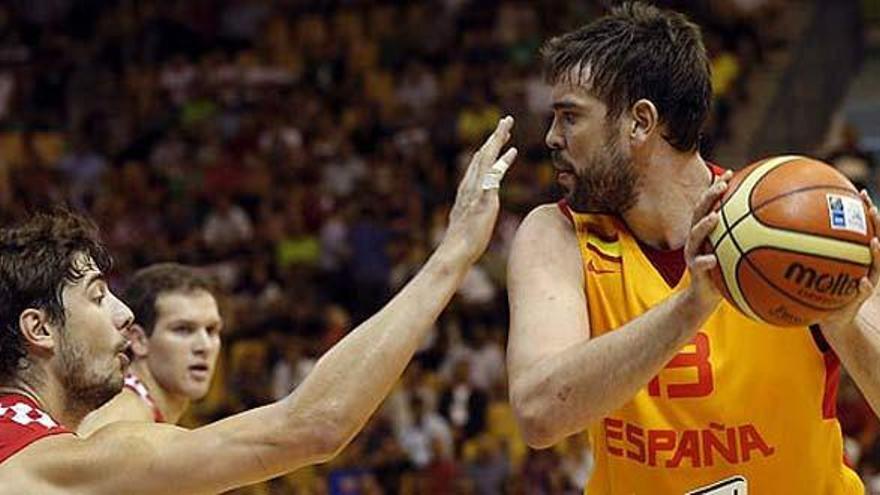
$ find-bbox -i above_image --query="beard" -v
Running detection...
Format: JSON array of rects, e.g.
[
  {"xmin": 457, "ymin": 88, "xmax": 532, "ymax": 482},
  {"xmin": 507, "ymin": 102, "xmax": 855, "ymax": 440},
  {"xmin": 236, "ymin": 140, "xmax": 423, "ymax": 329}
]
[
  {"xmin": 554, "ymin": 128, "xmax": 640, "ymax": 214},
  {"xmin": 57, "ymin": 331, "xmax": 124, "ymax": 418}
]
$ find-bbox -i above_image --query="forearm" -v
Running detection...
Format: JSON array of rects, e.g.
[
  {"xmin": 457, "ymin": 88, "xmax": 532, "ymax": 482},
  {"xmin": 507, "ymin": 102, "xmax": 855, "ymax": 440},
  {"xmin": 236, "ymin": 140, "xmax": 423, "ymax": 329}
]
[
  {"xmin": 515, "ymin": 290, "xmax": 715, "ymax": 447},
  {"xmin": 114, "ymin": 245, "xmax": 475, "ymax": 492},
  {"xmin": 823, "ymin": 297, "xmax": 880, "ymax": 418},
  {"xmin": 278, "ymin": 243, "xmax": 470, "ymax": 454}
]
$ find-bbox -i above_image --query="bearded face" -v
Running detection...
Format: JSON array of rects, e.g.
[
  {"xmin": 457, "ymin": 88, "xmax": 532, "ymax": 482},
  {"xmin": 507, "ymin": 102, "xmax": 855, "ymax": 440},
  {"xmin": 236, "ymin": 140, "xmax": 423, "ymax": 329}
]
[
  {"xmin": 58, "ymin": 327, "xmax": 125, "ymax": 415},
  {"xmin": 51, "ymin": 256, "xmax": 133, "ymax": 420},
  {"xmin": 546, "ymin": 81, "xmax": 642, "ymax": 215},
  {"xmin": 552, "ymin": 123, "xmax": 640, "ymax": 214}
]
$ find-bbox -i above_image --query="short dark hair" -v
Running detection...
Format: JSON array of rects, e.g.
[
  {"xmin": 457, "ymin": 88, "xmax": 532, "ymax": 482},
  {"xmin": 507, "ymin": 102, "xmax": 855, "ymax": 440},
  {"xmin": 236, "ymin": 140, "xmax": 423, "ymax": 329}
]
[
  {"xmin": 542, "ymin": 2, "xmax": 711, "ymax": 151},
  {"xmin": 0, "ymin": 210, "xmax": 111, "ymax": 383},
  {"xmin": 124, "ymin": 263, "xmax": 217, "ymax": 337}
]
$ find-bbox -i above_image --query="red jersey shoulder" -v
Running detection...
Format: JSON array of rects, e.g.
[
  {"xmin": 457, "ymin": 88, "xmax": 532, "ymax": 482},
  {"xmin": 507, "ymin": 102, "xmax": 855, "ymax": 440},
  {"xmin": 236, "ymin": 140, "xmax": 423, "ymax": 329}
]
[
  {"xmin": 708, "ymin": 162, "xmax": 727, "ymax": 176},
  {"xmin": 0, "ymin": 394, "xmax": 71, "ymax": 463},
  {"xmin": 124, "ymin": 373, "xmax": 164, "ymax": 423}
]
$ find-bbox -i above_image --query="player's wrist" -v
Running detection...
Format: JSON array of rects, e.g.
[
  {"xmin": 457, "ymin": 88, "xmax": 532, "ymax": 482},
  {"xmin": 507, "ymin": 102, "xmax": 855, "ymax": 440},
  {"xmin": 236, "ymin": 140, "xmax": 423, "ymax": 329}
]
[
  {"xmin": 678, "ymin": 286, "xmax": 721, "ymax": 325},
  {"xmin": 437, "ymin": 225, "xmax": 482, "ymax": 265},
  {"xmin": 428, "ymin": 238, "xmax": 474, "ymax": 278}
]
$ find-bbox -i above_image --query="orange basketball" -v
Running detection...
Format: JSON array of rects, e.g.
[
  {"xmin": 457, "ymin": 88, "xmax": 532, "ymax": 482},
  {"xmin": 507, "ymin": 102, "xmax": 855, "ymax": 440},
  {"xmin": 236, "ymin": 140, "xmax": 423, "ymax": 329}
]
[{"xmin": 706, "ymin": 155, "xmax": 875, "ymax": 327}]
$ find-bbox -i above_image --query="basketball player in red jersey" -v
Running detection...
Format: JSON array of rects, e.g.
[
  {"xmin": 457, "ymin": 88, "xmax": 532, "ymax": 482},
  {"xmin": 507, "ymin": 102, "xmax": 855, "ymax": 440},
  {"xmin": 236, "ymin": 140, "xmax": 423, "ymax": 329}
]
[
  {"xmin": 507, "ymin": 3, "xmax": 880, "ymax": 493},
  {"xmin": 0, "ymin": 117, "xmax": 516, "ymax": 494},
  {"xmin": 78, "ymin": 263, "xmax": 222, "ymax": 434}
]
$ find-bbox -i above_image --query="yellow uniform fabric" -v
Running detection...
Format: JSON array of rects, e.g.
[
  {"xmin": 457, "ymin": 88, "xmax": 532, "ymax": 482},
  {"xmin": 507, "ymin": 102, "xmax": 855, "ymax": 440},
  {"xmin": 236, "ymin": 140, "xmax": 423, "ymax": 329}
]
[{"xmin": 563, "ymin": 205, "xmax": 863, "ymax": 495}]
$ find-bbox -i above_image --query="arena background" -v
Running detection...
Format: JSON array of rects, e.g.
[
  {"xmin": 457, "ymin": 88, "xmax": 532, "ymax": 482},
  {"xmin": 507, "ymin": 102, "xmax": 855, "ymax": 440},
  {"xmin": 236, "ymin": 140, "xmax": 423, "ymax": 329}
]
[{"xmin": 0, "ymin": 0, "xmax": 879, "ymax": 493}]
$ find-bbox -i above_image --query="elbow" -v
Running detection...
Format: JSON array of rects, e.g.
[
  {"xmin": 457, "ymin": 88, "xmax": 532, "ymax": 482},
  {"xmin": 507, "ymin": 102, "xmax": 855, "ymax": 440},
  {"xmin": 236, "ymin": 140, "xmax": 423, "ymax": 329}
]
[
  {"xmin": 510, "ymin": 382, "xmax": 565, "ymax": 449},
  {"xmin": 310, "ymin": 419, "xmax": 351, "ymax": 462},
  {"xmin": 287, "ymin": 409, "xmax": 351, "ymax": 463}
]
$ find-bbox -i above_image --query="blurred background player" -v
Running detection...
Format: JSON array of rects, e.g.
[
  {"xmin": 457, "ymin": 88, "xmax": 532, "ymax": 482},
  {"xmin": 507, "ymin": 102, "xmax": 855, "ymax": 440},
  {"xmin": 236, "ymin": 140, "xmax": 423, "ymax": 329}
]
[
  {"xmin": 507, "ymin": 3, "xmax": 880, "ymax": 494},
  {"xmin": 78, "ymin": 263, "xmax": 222, "ymax": 434}
]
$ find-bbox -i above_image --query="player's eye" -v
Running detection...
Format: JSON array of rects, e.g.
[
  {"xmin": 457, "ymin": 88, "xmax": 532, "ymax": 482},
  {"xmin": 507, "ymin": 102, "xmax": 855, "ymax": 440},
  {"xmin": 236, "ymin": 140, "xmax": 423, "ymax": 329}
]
[{"xmin": 92, "ymin": 289, "xmax": 106, "ymax": 304}]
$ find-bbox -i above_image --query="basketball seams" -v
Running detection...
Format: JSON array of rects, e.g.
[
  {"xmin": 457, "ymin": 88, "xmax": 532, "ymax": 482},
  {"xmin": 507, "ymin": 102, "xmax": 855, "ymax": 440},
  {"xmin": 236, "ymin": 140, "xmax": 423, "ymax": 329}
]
[
  {"xmin": 727, "ymin": 186, "xmax": 863, "ymax": 242},
  {"xmin": 724, "ymin": 216, "xmax": 766, "ymax": 321},
  {"xmin": 751, "ymin": 185, "xmax": 858, "ymax": 214},
  {"xmin": 749, "ymin": 189, "xmax": 870, "ymax": 248},
  {"xmin": 746, "ymin": 157, "xmax": 810, "ymax": 216},
  {"xmin": 739, "ymin": 246, "xmax": 857, "ymax": 312},
  {"xmin": 710, "ymin": 201, "xmax": 734, "ymax": 250},
  {"xmin": 719, "ymin": 155, "xmax": 799, "ymax": 242},
  {"xmin": 709, "ymin": 210, "xmax": 738, "ymax": 308},
  {"xmin": 734, "ymin": 216, "xmax": 872, "ymax": 266},
  {"xmin": 709, "ymin": 155, "xmax": 870, "ymax": 326}
]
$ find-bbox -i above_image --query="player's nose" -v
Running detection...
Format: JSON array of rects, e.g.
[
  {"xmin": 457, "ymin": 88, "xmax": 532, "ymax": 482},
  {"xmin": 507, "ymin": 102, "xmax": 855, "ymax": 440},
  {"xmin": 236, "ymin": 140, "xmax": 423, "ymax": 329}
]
[
  {"xmin": 192, "ymin": 329, "xmax": 210, "ymax": 354},
  {"xmin": 111, "ymin": 294, "xmax": 134, "ymax": 332},
  {"xmin": 545, "ymin": 120, "xmax": 564, "ymax": 151}
]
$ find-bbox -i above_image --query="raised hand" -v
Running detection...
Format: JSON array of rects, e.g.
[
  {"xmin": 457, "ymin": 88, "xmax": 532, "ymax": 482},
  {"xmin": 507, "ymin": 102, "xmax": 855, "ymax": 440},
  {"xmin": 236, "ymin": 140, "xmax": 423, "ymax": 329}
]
[
  {"xmin": 444, "ymin": 116, "xmax": 518, "ymax": 264},
  {"xmin": 683, "ymin": 170, "xmax": 733, "ymax": 310}
]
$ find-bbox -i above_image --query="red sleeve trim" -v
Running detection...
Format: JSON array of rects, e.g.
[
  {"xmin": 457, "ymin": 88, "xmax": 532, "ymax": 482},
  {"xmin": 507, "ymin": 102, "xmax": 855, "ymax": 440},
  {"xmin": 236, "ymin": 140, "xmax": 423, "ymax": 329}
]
[
  {"xmin": 808, "ymin": 325, "xmax": 840, "ymax": 420},
  {"xmin": 124, "ymin": 374, "xmax": 165, "ymax": 423},
  {"xmin": 822, "ymin": 351, "xmax": 841, "ymax": 420},
  {"xmin": 557, "ymin": 199, "xmax": 575, "ymax": 226},
  {"xmin": 708, "ymin": 162, "xmax": 727, "ymax": 177}
]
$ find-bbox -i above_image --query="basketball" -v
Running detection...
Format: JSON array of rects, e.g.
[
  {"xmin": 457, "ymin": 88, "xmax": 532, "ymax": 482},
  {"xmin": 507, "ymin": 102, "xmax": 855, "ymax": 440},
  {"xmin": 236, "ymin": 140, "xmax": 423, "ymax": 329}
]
[{"xmin": 706, "ymin": 155, "xmax": 875, "ymax": 327}]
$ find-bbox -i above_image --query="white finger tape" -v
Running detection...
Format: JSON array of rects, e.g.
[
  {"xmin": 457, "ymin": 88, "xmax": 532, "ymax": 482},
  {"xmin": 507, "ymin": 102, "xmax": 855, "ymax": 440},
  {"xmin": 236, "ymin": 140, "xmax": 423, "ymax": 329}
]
[
  {"xmin": 482, "ymin": 172, "xmax": 502, "ymax": 190},
  {"xmin": 481, "ymin": 160, "xmax": 511, "ymax": 190}
]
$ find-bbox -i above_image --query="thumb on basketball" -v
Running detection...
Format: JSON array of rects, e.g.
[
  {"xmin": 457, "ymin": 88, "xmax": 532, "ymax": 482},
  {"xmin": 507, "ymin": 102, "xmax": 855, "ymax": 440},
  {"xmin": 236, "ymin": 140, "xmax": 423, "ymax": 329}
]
[
  {"xmin": 691, "ymin": 175, "xmax": 730, "ymax": 227},
  {"xmin": 685, "ymin": 212, "xmax": 719, "ymax": 269}
]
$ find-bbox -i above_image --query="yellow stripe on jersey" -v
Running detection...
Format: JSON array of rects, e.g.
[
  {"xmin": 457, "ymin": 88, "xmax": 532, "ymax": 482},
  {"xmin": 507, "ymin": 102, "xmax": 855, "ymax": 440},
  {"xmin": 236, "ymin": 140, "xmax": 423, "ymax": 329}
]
[{"xmin": 586, "ymin": 233, "xmax": 622, "ymax": 259}]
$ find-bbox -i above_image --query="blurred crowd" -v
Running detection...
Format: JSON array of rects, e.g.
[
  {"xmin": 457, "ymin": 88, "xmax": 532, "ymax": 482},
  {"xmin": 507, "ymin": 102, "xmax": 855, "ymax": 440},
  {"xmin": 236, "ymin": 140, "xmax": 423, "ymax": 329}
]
[{"xmin": 1, "ymin": 0, "xmax": 878, "ymax": 493}]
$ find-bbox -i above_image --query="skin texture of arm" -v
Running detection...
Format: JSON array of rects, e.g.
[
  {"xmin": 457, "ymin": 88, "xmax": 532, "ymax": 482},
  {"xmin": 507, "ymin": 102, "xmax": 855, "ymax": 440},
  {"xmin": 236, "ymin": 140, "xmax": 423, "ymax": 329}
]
[
  {"xmin": 0, "ymin": 117, "xmax": 518, "ymax": 495},
  {"xmin": 77, "ymin": 389, "xmax": 155, "ymax": 437}
]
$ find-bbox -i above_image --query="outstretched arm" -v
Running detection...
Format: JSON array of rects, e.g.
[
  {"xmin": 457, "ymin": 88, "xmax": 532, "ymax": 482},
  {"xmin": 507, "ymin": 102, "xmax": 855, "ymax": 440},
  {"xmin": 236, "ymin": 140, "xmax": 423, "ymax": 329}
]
[{"xmin": 8, "ymin": 118, "xmax": 518, "ymax": 495}]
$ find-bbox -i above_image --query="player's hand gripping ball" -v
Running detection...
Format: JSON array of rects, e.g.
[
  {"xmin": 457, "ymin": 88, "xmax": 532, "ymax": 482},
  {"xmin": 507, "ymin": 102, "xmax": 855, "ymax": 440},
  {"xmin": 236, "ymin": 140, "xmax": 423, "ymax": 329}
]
[{"xmin": 704, "ymin": 156, "xmax": 875, "ymax": 327}]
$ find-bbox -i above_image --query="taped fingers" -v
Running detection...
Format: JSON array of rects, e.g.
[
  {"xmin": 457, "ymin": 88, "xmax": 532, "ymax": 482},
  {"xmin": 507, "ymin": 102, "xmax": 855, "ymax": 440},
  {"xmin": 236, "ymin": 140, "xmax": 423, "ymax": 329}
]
[{"xmin": 481, "ymin": 148, "xmax": 517, "ymax": 191}]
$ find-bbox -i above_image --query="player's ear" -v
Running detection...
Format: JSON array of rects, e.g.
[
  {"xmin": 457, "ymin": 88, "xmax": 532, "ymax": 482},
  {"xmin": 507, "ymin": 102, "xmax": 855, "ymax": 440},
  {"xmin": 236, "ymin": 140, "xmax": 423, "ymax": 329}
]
[
  {"xmin": 629, "ymin": 99, "xmax": 659, "ymax": 145},
  {"xmin": 128, "ymin": 324, "xmax": 150, "ymax": 358},
  {"xmin": 19, "ymin": 308, "xmax": 56, "ymax": 355}
]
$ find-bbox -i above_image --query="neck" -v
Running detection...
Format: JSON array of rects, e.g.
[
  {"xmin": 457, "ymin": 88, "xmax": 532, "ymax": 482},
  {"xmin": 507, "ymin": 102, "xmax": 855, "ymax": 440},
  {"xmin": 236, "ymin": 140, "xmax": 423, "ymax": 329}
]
[
  {"xmin": 622, "ymin": 150, "xmax": 712, "ymax": 250},
  {"xmin": 0, "ymin": 370, "xmax": 87, "ymax": 429},
  {"xmin": 131, "ymin": 360, "xmax": 190, "ymax": 424}
]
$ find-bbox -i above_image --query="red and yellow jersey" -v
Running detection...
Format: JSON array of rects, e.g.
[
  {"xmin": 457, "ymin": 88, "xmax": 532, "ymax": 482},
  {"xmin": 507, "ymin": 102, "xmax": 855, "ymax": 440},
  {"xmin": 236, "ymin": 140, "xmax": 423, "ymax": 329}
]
[{"xmin": 561, "ymin": 203, "xmax": 863, "ymax": 494}]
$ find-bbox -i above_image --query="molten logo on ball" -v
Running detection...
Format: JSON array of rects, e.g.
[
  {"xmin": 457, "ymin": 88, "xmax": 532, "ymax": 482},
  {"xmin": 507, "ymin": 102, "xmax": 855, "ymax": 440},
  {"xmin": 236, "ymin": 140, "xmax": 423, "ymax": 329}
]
[{"xmin": 783, "ymin": 262, "xmax": 860, "ymax": 297}]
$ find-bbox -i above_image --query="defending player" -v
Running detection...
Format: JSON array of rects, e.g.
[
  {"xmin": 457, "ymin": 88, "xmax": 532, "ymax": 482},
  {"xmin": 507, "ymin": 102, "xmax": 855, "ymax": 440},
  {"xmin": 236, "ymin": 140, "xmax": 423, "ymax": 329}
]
[
  {"xmin": 506, "ymin": 4, "xmax": 880, "ymax": 493},
  {"xmin": 78, "ymin": 263, "xmax": 222, "ymax": 435},
  {"xmin": 0, "ymin": 117, "xmax": 516, "ymax": 494}
]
